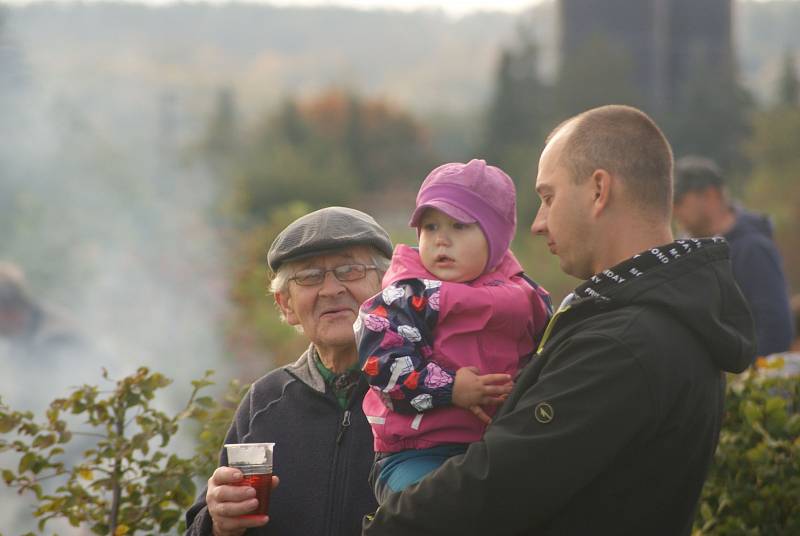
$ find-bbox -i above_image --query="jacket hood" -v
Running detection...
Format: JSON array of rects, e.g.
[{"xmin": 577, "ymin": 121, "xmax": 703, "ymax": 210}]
[
  {"xmin": 572, "ymin": 239, "xmax": 756, "ymax": 373},
  {"xmin": 726, "ymin": 206, "xmax": 774, "ymax": 241},
  {"xmin": 383, "ymin": 244, "xmax": 524, "ymax": 287}
]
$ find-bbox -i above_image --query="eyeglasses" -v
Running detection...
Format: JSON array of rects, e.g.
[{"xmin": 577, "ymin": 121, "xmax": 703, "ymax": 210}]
[{"xmin": 289, "ymin": 263, "xmax": 377, "ymax": 287}]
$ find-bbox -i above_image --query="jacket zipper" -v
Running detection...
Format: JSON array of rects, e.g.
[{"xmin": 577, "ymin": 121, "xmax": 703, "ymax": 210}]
[
  {"xmin": 287, "ymin": 363, "xmax": 364, "ymax": 536},
  {"xmin": 324, "ymin": 408, "xmax": 349, "ymax": 536},
  {"xmin": 536, "ymin": 304, "xmax": 571, "ymax": 355},
  {"xmin": 336, "ymin": 410, "xmax": 352, "ymax": 444},
  {"xmin": 328, "ymin": 386, "xmax": 361, "ymax": 535}
]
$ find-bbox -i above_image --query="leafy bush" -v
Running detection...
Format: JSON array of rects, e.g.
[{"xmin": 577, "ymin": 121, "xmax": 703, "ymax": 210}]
[
  {"xmin": 694, "ymin": 365, "xmax": 800, "ymax": 535},
  {"xmin": 0, "ymin": 368, "xmax": 240, "ymax": 535},
  {"xmin": 4, "ymin": 363, "xmax": 798, "ymax": 534}
]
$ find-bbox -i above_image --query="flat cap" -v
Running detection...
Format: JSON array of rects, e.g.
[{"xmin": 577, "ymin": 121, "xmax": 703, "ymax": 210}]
[{"xmin": 267, "ymin": 206, "xmax": 393, "ymax": 272}]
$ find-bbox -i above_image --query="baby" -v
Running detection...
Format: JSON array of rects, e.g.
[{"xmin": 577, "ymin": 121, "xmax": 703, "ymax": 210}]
[{"xmin": 355, "ymin": 159, "xmax": 551, "ymax": 502}]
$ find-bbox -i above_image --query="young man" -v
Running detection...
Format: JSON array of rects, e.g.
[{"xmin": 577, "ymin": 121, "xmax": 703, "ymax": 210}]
[{"xmin": 362, "ymin": 105, "xmax": 756, "ymax": 536}]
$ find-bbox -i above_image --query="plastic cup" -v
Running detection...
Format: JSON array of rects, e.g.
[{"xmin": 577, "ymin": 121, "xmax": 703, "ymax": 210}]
[{"xmin": 224, "ymin": 442, "xmax": 275, "ymax": 517}]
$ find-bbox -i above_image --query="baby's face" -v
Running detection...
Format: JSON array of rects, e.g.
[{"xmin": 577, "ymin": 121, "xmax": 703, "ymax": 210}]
[{"xmin": 418, "ymin": 208, "xmax": 488, "ymax": 283}]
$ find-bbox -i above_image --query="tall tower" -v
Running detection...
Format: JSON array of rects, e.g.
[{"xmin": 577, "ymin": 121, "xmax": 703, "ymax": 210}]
[
  {"xmin": 668, "ymin": 0, "xmax": 734, "ymax": 96},
  {"xmin": 559, "ymin": 0, "xmax": 733, "ymax": 114}
]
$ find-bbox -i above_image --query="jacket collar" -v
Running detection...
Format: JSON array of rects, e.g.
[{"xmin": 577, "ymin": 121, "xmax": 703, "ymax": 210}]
[
  {"xmin": 572, "ymin": 237, "xmax": 725, "ymax": 301},
  {"xmin": 285, "ymin": 344, "xmax": 328, "ymax": 394}
]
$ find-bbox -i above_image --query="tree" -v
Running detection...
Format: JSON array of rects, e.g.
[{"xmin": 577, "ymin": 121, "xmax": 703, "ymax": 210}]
[
  {"xmin": 221, "ymin": 89, "xmax": 435, "ymax": 221},
  {"xmin": 555, "ymin": 33, "xmax": 643, "ymax": 119},
  {"xmin": 202, "ymin": 87, "xmax": 241, "ymax": 176},
  {"xmin": 484, "ymin": 23, "xmax": 552, "ymax": 166},
  {"xmin": 224, "ymin": 202, "xmax": 315, "ymax": 370},
  {"xmin": 298, "ymin": 89, "xmax": 434, "ymax": 191},
  {"xmin": 777, "ymin": 49, "xmax": 799, "ymax": 107},
  {"xmin": 745, "ymin": 103, "xmax": 800, "ymax": 293},
  {"xmin": 665, "ymin": 63, "xmax": 753, "ymax": 182},
  {"xmin": 482, "ymin": 22, "xmax": 555, "ymax": 230},
  {"xmin": 0, "ymin": 8, "xmax": 31, "ymax": 244}
]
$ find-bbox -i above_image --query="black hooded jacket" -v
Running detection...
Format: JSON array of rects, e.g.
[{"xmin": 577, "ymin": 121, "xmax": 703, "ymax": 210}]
[{"xmin": 363, "ymin": 239, "xmax": 756, "ymax": 536}]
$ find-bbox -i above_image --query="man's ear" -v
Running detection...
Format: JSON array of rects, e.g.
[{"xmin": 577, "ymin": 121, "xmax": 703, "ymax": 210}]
[
  {"xmin": 590, "ymin": 168, "xmax": 613, "ymax": 216},
  {"xmin": 275, "ymin": 290, "xmax": 299, "ymax": 326}
]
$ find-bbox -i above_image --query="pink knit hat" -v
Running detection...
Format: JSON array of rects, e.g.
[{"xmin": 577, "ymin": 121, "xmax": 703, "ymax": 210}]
[{"xmin": 409, "ymin": 159, "xmax": 517, "ymax": 272}]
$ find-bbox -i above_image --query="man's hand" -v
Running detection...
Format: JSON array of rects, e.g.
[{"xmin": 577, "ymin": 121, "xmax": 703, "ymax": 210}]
[
  {"xmin": 206, "ymin": 466, "xmax": 278, "ymax": 536},
  {"xmin": 452, "ymin": 366, "xmax": 513, "ymax": 424}
]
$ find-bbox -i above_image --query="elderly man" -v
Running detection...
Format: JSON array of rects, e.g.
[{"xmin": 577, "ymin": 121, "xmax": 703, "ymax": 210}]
[
  {"xmin": 186, "ymin": 207, "xmax": 391, "ymax": 536},
  {"xmin": 363, "ymin": 105, "xmax": 756, "ymax": 535},
  {"xmin": 673, "ymin": 156, "xmax": 794, "ymax": 357}
]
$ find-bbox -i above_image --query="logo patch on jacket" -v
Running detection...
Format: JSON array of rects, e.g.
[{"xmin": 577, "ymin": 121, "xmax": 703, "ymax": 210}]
[{"xmin": 534, "ymin": 402, "xmax": 554, "ymax": 424}]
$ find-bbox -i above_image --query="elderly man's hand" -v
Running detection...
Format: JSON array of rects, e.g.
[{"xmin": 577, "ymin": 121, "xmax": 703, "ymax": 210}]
[{"xmin": 207, "ymin": 466, "xmax": 278, "ymax": 536}]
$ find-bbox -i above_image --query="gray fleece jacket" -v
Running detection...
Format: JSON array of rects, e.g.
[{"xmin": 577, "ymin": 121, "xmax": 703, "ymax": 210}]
[{"xmin": 185, "ymin": 346, "xmax": 377, "ymax": 535}]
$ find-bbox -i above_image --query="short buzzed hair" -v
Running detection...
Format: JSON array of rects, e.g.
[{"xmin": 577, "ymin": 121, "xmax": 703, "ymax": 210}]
[{"xmin": 546, "ymin": 105, "xmax": 674, "ymax": 219}]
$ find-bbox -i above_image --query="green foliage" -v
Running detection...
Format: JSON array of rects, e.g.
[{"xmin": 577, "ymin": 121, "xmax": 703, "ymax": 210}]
[
  {"xmin": 0, "ymin": 368, "xmax": 241, "ymax": 535},
  {"xmin": 693, "ymin": 370, "xmax": 800, "ymax": 535},
  {"xmin": 224, "ymin": 202, "xmax": 314, "ymax": 369},
  {"xmin": 482, "ymin": 22, "xmax": 556, "ymax": 231},
  {"xmin": 484, "ymin": 22, "xmax": 552, "ymax": 165},
  {"xmin": 191, "ymin": 379, "xmax": 250, "ymax": 483},
  {"xmin": 225, "ymin": 97, "xmax": 357, "ymax": 221},
  {"xmin": 666, "ymin": 64, "xmax": 754, "ymax": 178},
  {"xmin": 201, "ymin": 87, "xmax": 240, "ymax": 179},
  {"xmin": 746, "ymin": 105, "xmax": 800, "ymax": 223},
  {"xmin": 776, "ymin": 50, "xmax": 799, "ymax": 107},
  {"xmin": 2, "ymin": 363, "xmax": 799, "ymax": 535},
  {"xmin": 218, "ymin": 91, "xmax": 434, "ymax": 223},
  {"xmin": 745, "ymin": 103, "xmax": 800, "ymax": 292}
]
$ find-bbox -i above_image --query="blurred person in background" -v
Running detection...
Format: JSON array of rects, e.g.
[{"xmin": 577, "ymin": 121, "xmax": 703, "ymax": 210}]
[
  {"xmin": 0, "ymin": 260, "xmax": 89, "ymax": 410},
  {"xmin": 185, "ymin": 207, "xmax": 391, "ymax": 536},
  {"xmin": 673, "ymin": 156, "xmax": 794, "ymax": 358},
  {"xmin": 0, "ymin": 260, "xmax": 92, "ymax": 534},
  {"xmin": 0, "ymin": 261, "xmax": 84, "ymax": 366}
]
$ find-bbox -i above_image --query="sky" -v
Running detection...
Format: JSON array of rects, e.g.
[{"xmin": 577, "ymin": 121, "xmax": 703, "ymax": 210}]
[
  {"xmin": 236, "ymin": 0, "xmax": 542, "ymax": 13},
  {"xmin": 3, "ymin": 0, "xmax": 544, "ymax": 15},
  {"xmin": 3, "ymin": 0, "xmax": 787, "ymax": 15}
]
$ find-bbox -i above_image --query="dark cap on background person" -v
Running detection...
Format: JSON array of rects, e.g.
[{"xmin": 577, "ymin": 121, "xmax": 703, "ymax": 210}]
[
  {"xmin": 267, "ymin": 206, "xmax": 393, "ymax": 272},
  {"xmin": 674, "ymin": 156, "xmax": 725, "ymax": 202}
]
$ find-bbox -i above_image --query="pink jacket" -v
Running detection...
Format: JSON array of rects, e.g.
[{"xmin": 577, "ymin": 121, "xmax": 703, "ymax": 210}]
[{"xmin": 356, "ymin": 244, "xmax": 550, "ymax": 452}]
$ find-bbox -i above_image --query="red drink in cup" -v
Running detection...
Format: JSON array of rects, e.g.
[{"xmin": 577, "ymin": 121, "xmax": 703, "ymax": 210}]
[
  {"xmin": 235, "ymin": 469, "xmax": 272, "ymax": 517},
  {"xmin": 224, "ymin": 442, "xmax": 275, "ymax": 517}
]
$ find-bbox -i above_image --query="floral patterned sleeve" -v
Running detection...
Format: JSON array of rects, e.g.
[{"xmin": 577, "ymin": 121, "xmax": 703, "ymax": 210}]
[{"xmin": 356, "ymin": 278, "xmax": 455, "ymax": 414}]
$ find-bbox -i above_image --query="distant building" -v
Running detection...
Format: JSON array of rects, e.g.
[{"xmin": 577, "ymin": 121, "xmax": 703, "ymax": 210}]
[{"xmin": 560, "ymin": 0, "xmax": 733, "ymax": 113}]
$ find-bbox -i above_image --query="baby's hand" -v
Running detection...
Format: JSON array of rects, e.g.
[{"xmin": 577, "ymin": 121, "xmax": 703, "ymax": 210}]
[{"xmin": 452, "ymin": 366, "xmax": 514, "ymax": 425}]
